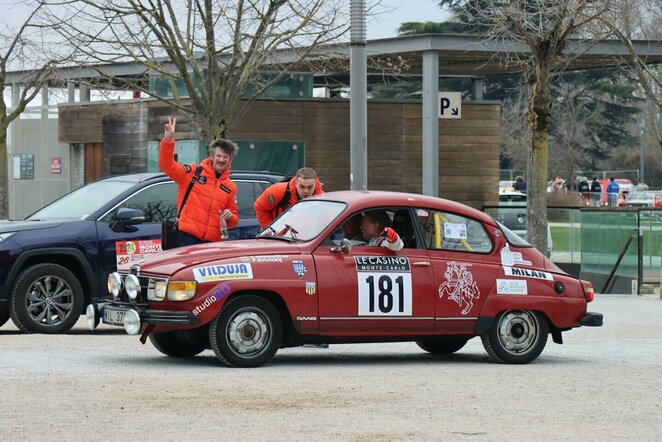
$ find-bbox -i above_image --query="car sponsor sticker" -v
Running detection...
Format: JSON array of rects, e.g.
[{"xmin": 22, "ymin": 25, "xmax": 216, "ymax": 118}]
[
  {"xmin": 503, "ymin": 266, "xmax": 553, "ymax": 281},
  {"xmin": 192, "ymin": 283, "xmax": 231, "ymax": 316},
  {"xmin": 250, "ymin": 255, "xmax": 288, "ymax": 263},
  {"xmin": 444, "ymin": 222, "xmax": 467, "ymax": 240},
  {"xmin": 193, "ymin": 263, "xmax": 253, "ymax": 282},
  {"xmin": 354, "ymin": 256, "xmax": 412, "ymax": 316},
  {"xmin": 496, "ymin": 279, "xmax": 528, "ymax": 295},
  {"xmin": 438, "ymin": 261, "xmax": 480, "ymax": 315},
  {"xmin": 500, "ymin": 243, "xmax": 532, "ymax": 266},
  {"xmin": 305, "ymin": 282, "xmax": 316, "ymax": 295},
  {"xmin": 292, "ymin": 260, "xmax": 307, "ymax": 277},
  {"xmin": 115, "ymin": 240, "xmax": 162, "ymax": 271}
]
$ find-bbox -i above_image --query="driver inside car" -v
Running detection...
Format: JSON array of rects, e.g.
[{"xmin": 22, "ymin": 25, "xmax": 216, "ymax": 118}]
[{"xmin": 361, "ymin": 210, "xmax": 403, "ymax": 251}]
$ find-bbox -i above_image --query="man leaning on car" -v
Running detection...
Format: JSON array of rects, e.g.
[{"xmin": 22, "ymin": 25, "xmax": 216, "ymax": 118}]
[{"xmin": 159, "ymin": 117, "xmax": 239, "ymax": 246}]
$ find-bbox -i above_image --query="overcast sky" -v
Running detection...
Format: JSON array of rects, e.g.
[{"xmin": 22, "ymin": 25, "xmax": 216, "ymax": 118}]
[{"xmin": 367, "ymin": 0, "xmax": 450, "ymax": 39}]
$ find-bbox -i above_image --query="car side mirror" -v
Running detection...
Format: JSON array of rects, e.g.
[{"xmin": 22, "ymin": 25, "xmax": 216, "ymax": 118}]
[
  {"xmin": 111, "ymin": 208, "xmax": 145, "ymax": 232},
  {"xmin": 331, "ymin": 238, "xmax": 352, "ymax": 254}
]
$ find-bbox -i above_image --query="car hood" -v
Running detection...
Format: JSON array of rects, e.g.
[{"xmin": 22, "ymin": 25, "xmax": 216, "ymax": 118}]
[
  {"xmin": 0, "ymin": 219, "xmax": 66, "ymax": 232},
  {"xmin": 133, "ymin": 239, "xmax": 303, "ymax": 275}
]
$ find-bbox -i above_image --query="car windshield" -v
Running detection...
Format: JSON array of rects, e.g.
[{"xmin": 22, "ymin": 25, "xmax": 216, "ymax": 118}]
[
  {"xmin": 258, "ymin": 200, "xmax": 346, "ymax": 241},
  {"xmin": 27, "ymin": 180, "xmax": 136, "ymax": 220}
]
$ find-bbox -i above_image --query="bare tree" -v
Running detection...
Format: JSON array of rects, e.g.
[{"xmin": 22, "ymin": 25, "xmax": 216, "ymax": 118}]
[
  {"xmin": 442, "ymin": 0, "xmax": 610, "ymax": 254},
  {"xmin": 52, "ymin": 0, "xmax": 347, "ymax": 141},
  {"xmin": 0, "ymin": 1, "xmax": 75, "ymax": 219},
  {"xmin": 600, "ymin": 0, "xmax": 662, "ymax": 149}
]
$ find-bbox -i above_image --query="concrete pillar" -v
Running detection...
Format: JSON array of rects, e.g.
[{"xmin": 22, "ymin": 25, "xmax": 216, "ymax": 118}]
[{"xmin": 422, "ymin": 50, "xmax": 439, "ymax": 197}]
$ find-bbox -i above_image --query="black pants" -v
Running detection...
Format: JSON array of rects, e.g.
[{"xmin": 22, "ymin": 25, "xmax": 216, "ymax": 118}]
[{"xmin": 178, "ymin": 231, "xmax": 206, "ymax": 247}]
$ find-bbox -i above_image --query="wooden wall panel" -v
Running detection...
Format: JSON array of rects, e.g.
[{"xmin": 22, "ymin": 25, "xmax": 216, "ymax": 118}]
[{"xmin": 58, "ymin": 98, "xmax": 500, "ymax": 208}]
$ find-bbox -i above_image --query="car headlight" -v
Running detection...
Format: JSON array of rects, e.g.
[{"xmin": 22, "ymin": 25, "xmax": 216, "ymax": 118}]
[
  {"xmin": 0, "ymin": 232, "xmax": 15, "ymax": 244},
  {"xmin": 149, "ymin": 279, "xmax": 167, "ymax": 301},
  {"xmin": 108, "ymin": 272, "xmax": 123, "ymax": 297},
  {"xmin": 166, "ymin": 281, "xmax": 197, "ymax": 301},
  {"xmin": 124, "ymin": 274, "xmax": 140, "ymax": 300}
]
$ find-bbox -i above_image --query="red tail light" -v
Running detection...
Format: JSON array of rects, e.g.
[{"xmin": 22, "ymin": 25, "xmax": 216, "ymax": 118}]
[{"xmin": 581, "ymin": 280, "xmax": 595, "ymax": 302}]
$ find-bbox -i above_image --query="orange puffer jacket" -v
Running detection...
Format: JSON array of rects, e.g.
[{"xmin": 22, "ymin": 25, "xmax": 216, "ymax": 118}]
[
  {"xmin": 253, "ymin": 176, "xmax": 324, "ymax": 229},
  {"xmin": 159, "ymin": 138, "xmax": 238, "ymax": 242}
]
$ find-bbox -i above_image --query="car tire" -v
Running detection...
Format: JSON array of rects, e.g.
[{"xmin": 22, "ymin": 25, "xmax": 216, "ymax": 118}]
[
  {"xmin": 416, "ymin": 337, "xmax": 468, "ymax": 354},
  {"xmin": 149, "ymin": 332, "xmax": 206, "ymax": 357},
  {"xmin": 209, "ymin": 294, "xmax": 282, "ymax": 368},
  {"xmin": 481, "ymin": 310, "xmax": 548, "ymax": 364},
  {"xmin": 10, "ymin": 263, "xmax": 84, "ymax": 334}
]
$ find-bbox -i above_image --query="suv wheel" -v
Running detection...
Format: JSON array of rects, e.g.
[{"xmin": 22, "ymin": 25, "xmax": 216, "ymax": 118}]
[{"xmin": 10, "ymin": 263, "xmax": 84, "ymax": 334}]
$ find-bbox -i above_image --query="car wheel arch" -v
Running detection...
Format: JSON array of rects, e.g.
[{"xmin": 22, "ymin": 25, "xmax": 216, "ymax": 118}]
[
  {"xmin": 221, "ymin": 289, "xmax": 294, "ymax": 336},
  {"xmin": 7, "ymin": 248, "xmax": 96, "ymax": 307}
]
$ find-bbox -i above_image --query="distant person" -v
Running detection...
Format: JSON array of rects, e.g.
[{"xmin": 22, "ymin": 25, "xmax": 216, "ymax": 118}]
[
  {"xmin": 607, "ymin": 177, "xmax": 620, "ymax": 207},
  {"xmin": 361, "ymin": 210, "xmax": 403, "ymax": 251},
  {"xmin": 159, "ymin": 117, "xmax": 239, "ymax": 246},
  {"xmin": 590, "ymin": 177, "xmax": 602, "ymax": 206},
  {"xmin": 513, "ymin": 176, "xmax": 527, "ymax": 192},
  {"xmin": 551, "ymin": 176, "xmax": 564, "ymax": 192},
  {"xmin": 577, "ymin": 177, "xmax": 590, "ymax": 205},
  {"xmin": 254, "ymin": 167, "xmax": 324, "ymax": 230}
]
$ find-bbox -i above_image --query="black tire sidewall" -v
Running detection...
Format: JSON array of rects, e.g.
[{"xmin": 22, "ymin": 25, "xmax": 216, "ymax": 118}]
[
  {"xmin": 416, "ymin": 338, "xmax": 468, "ymax": 354},
  {"xmin": 10, "ymin": 263, "xmax": 84, "ymax": 334},
  {"xmin": 210, "ymin": 295, "xmax": 282, "ymax": 368},
  {"xmin": 484, "ymin": 310, "xmax": 548, "ymax": 364}
]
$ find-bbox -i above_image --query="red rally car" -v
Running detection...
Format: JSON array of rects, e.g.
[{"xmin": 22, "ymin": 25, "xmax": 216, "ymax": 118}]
[{"xmin": 87, "ymin": 191, "xmax": 602, "ymax": 367}]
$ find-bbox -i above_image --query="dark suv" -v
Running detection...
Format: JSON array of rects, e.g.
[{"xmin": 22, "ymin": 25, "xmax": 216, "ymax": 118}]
[{"xmin": 0, "ymin": 171, "xmax": 282, "ymax": 334}]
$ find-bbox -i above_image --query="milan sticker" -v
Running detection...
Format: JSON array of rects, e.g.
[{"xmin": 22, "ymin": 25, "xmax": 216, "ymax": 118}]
[
  {"xmin": 438, "ymin": 261, "xmax": 480, "ymax": 315},
  {"xmin": 496, "ymin": 279, "xmax": 528, "ymax": 295},
  {"xmin": 503, "ymin": 266, "xmax": 553, "ymax": 281}
]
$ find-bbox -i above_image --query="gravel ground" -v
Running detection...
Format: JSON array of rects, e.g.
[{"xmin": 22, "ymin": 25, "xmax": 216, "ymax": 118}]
[{"xmin": 0, "ymin": 294, "xmax": 660, "ymax": 441}]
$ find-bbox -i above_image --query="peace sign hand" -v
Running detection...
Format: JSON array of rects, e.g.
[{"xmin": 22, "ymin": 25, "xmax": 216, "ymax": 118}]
[{"xmin": 164, "ymin": 117, "xmax": 176, "ymax": 140}]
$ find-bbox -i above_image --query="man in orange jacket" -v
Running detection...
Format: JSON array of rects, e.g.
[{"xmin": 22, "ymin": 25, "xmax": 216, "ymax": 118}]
[
  {"xmin": 159, "ymin": 117, "xmax": 239, "ymax": 247},
  {"xmin": 254, "ymin": 167, "xmax": 324, "ymax": 230}
]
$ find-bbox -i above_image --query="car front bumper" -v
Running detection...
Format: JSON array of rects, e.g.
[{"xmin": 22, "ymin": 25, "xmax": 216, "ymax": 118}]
[{"xmin": 87, "ymin": 302, "xmax": 200, "ymax": 334}]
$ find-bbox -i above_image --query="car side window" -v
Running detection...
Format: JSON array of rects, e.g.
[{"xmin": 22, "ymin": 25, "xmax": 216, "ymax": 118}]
[
  {"xmin": 235, "ymin": 181, "xmax": 257, "ymax": 218},
  {"xmin": 416, "ymin": 209, "xmax": 492, "ymax": 253},
  {"xmin": 99, "ymin": 182, "xmax": 178, "ymax": 224}
]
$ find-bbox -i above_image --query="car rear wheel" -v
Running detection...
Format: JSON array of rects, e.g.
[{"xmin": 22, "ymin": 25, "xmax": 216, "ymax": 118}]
[
  {"xmin": 481, "ymin": 310, "xmax": 548, "ymax": 364},
  {"xmin": 416, "ymin": 338, "xmax": 467, "ymax": 354},
  {"xmin": 10, "ymin": 263, "xmax": 84, "ymax": 334},
  {"xmin": 149, "ymin": 332, "xmax": 206, "ymax": 357},
  {"xmin": 209, "ymin": 295, "xmax": 282, "ymax": 368}
]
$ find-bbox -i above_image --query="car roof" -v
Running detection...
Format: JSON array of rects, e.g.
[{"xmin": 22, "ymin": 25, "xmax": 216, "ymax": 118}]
[{"xmin": 309, "ymin": 190, "xmax": 496, "ymax": 224}]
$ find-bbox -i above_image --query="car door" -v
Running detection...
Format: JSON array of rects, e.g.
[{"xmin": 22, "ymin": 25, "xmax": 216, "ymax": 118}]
[
  {"xmin": 414, "ymin": 208, "xmax": 500, "ymax": 335},
  {"xmin": 313, "ymin": 208, "xmax": 436, "ymax": 337},
  {"xmin": 96, "ymin": 181, "xmax": 178, "ymax": 293}
]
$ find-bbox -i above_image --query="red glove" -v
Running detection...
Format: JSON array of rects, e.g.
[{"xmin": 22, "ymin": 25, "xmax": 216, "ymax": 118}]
[{"xmin": 382, "ymin": 227, "xmax": 399, "ymax": 243}]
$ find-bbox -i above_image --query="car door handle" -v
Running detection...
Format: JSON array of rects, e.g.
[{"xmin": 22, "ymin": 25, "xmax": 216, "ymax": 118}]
[{"xmin": 412, "ymin": 261, "xmax": 430, "ymax": 267}]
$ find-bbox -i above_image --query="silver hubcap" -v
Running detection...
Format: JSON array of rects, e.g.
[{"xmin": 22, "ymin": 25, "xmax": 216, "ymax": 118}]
[
  {"xmin": 25, "ymin": 275, "xmax": 74, "ymax": 326},
  {"xmin": 497, "ymin": 310, "xmax": 539, "ymax": 355},
  {"xmin": 226, "ymin": 307, "xmax": 272, "ymax": 358}
]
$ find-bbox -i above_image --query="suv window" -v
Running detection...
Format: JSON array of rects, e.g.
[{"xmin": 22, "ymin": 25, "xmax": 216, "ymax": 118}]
[
  {"xmin": 99, "ymin": 182, "xmax": 178, "ymax": 224},
  {"xmin": 416, "ymin": 209, "xmax": 492, "ymax": 253}
]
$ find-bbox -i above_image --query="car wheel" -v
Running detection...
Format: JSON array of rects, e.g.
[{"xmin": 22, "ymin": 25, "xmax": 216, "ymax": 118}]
[
  {"xmin": 149, "ymin": 332, "xmax": 206, "ymax": 357},
  {"xmin": 416, "ymin": 337, "xmax": 468, "ymax": 354},
  {"xmin": 10, "ymin": 263, "xmax": 84, "ymax": 334},
  {"xmin": 481, "ymin": 310, "xmax": 548, "ymax": 364},
  {"xmin": 209, "ymin": 294, "xmax": 282, "ymax": 368}
]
